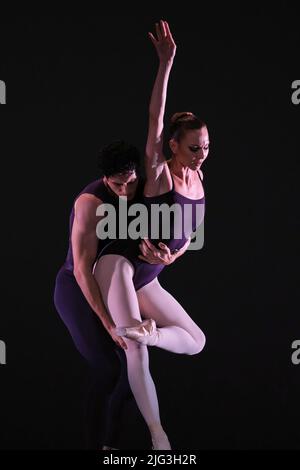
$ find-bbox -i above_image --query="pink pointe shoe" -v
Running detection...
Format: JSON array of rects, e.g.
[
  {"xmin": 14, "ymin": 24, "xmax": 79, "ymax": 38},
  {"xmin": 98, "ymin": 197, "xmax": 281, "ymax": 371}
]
[{"xmin": 115, "ymin": 319, "xmax": 158, "ymax": 346}]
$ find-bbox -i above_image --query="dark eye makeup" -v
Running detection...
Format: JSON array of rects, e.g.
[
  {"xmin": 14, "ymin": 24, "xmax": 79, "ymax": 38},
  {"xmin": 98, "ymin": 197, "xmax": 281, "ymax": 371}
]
[{"xmin": 188, "ymin": 145, "xmax": 209, "ymax": 153}]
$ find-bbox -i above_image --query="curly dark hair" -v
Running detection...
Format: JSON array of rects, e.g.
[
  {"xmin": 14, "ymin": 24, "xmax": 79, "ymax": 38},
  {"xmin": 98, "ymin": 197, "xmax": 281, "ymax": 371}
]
[
  {"xmin": 169, "ymin": 112, "xmax": 207, "ymax": 142},
  {"xmin": 98, "ymin": 140, "xmax": 141, "ymax": 177}
]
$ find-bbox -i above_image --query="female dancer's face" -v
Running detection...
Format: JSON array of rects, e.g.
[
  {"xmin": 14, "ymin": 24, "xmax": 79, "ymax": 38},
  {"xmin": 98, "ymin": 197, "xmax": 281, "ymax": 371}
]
[
  {"xmin": 170, "ymin": 127, "xmax": 210, "ymax": 171},
  {"xmin": 104, "ymin": 171, "xmax": 139, "ymax": 200}
]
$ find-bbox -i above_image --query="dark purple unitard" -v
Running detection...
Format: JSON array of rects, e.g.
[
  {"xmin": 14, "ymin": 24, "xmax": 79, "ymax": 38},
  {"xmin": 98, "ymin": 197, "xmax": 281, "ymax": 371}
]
[
  {"xmin": 54, "ymin": 177, "xmax": 144, "ymax": 449},
  {"xmin": 63, "ymin": 178, "xmax": 143, "ymax": 271},
  {"xmin": 98, "ymin": 171, "xmax": 205, "ymax": 290}
]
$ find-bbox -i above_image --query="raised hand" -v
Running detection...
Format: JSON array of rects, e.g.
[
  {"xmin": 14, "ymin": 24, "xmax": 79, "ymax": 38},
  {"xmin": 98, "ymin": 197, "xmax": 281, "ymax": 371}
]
[{"xmin": 148, "ymin": 20, "xmax": 176, "ymax": 64}]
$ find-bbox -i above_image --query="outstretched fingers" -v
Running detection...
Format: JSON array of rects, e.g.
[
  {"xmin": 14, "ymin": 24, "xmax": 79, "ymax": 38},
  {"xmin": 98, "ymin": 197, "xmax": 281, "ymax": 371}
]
[
  {"xmin": 164, "ymin": 20, "xmax": 176, "ymax": 46},
  {"xmin": 148, "ymin": 31, "xmax": 158, "ymax": 46},
  {"xmin": 155, "ymin": 22, "xmax": 163, "ymax": 41},
  {"xmin": 160, "ymin": 19, "xmax": 167, "ymax": 38},
  {"xmin": 149, "ymin": 20, "xmax": 173, "ymax": 44}
]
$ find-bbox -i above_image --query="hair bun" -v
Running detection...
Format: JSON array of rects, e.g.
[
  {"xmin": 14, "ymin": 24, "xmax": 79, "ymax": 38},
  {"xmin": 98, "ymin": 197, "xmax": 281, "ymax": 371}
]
[{"xmin": 170, "ymin": 112, "xmax": 195, "ymax": 124}]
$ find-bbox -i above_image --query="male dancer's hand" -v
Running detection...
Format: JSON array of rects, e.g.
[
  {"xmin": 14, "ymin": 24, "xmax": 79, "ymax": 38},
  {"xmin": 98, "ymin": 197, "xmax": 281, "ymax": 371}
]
[
  {"xmin": 106, "ymin": 323, "xmax": 128, "ymax": 350},
  {"xmin": 138, "ymin": 237, "xmax": 191, "ymax": 266}
]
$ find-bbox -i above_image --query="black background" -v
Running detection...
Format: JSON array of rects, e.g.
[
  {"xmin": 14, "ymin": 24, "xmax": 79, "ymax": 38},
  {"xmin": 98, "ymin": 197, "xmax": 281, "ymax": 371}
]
[{"xmin": 0, "ymin": 11, "xmax": 299, "ymax": 450}]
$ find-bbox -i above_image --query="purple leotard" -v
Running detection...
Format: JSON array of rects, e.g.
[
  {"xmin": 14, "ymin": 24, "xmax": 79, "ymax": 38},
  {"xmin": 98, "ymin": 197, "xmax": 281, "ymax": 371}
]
[{"xmin": 98, "ymin": 172, "xmax": 205, "ymax": 290}]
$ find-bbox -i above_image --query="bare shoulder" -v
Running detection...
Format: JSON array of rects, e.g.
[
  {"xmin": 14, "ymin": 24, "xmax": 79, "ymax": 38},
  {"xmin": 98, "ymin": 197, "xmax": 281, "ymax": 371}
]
[
  {"xmin": 199, "ymin": 169, "xmax": 204, "ymax": 181},
  {"xmin": 75, "ymin": 193, "xmax": 102, "ymax": 211},
  {"xmin": 74, "ymin": 193, "xmax": 103, "ymax": 230}
]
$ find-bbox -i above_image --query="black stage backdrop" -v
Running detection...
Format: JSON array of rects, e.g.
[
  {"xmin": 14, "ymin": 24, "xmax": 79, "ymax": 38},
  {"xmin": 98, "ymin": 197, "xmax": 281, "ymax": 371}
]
[{"xmin": 0, "ymin": 12, "xmax": 299, "ymax": 451}]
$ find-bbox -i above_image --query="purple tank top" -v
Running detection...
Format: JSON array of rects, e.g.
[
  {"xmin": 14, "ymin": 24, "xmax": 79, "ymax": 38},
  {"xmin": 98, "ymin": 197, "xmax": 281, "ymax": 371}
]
[
  {"xmin": 98, "ymin": 171, "xmax": 205, "ymax": 290},
  {"xmin": 143, "ymin": 171, "xmax": 205, "ymax": 253},
  {"xmin": 64, "ymin": 178, "xmax": 144, "ymax": 271}
]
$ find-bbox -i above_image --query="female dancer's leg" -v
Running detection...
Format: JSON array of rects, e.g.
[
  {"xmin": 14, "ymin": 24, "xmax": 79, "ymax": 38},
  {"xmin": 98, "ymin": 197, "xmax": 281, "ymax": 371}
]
[
  {"xmin": 137, "ymin": 277, "xmax": 206, "ymax": 355},
  {"xmin": 93, "ymin": 255, "xmax": 170, "ymax": 449},
  {"xmin": 93, "ymin": 255, "xmax": 206, "ymax": 448}
]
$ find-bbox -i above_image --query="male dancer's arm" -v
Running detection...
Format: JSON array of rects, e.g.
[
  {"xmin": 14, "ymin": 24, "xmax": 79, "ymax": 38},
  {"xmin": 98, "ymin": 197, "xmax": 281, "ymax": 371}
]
[{"xmin": 72, "ymin": 193, "xmax": 127, "ymax": 350}]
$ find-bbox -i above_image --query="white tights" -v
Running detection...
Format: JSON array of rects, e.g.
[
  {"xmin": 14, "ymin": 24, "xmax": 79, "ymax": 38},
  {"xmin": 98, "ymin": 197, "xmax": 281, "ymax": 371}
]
[{"xmin": 93, "ymin": 255, "xmax": 206, "ymax": 445}]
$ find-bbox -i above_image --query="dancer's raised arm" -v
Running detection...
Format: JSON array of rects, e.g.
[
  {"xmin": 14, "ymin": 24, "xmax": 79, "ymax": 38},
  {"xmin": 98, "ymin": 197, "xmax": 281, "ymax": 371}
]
[{"xmin": 145, "ymin": 20, "xmax": 176, "ymax": 187}]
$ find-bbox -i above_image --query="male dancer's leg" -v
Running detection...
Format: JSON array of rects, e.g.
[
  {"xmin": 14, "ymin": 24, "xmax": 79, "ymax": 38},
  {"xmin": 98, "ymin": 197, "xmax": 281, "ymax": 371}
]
[{"xmin": 54, "ymin": 267, "xmax": 131, "ymax": 449}]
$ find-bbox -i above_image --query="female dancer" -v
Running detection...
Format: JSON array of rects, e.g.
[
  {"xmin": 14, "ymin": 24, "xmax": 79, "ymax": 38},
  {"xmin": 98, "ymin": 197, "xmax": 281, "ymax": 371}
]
[{"xmin": 93, "ymin": 21, "xmax": 209, "ymax": 450}]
